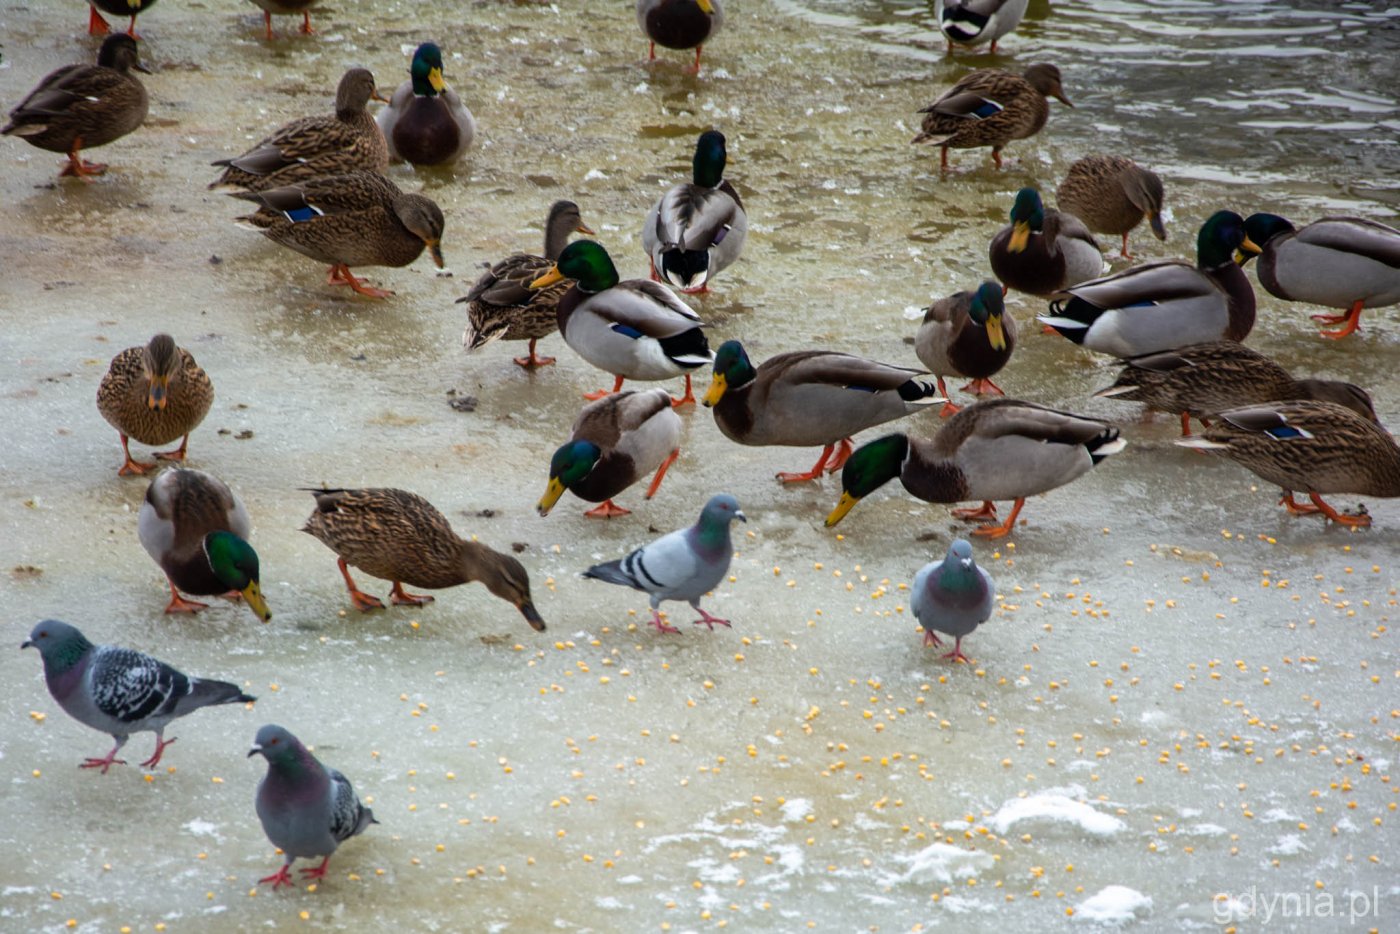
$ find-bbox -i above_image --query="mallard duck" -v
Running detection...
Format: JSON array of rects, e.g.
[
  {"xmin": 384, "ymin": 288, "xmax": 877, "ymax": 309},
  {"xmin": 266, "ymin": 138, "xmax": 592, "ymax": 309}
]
[
  {"xmin": 1095, "ymin": 340, "xmax": 1377, "ymax": 436},
  {"xmin": 938, "ymin": 0, "xmax": 1028, "ymax": 53},
  {"xmin": 824, "ymin": 399, "xmax": 1126, "ymax": 538},
  {"xmin": 702, "ymin": 340, "xmax": 942, "ymax": 482},
  {"xmin": 530, "ymin": 240, "xmax": 713, "ymax": 404},
  {"xmin": 988, "ymin": 187, "xmax": 1102, "ymax": 298},
  {"xmin": 1038, "ymin": 210, "xmax": 1260, "ymax": 358},
  {"xmin": 246, "ymin": 0, "xmax": 319, "ymax": 40},
  {"xmin": 232, "ymin": 171, "xmax": 445, "ymax": 299},
  {"xmin": 642, "ymin": 130, "xmax": 747, "ymax": 294},
  {"xmin": 911, "ymin": 63, "xmax": 1072, "ymax": 171},
  {"xmin": 536, "ymin": 389, "xmax": 683, "ymax": 518},
  {"xmin": 1239, "ymin": 213, "xmax": 1400, "ymax": 340},
  {"xmin": 87, "ymin": 0, "xmax": 156, "ymax": 36},
  {"xmin": 137, "ymin": 467, "xmax": 271, "ymax": 621},
  {"xmin": 1178, "ymin": 401, "xmax": 1400, "ymax": 528},
  {"xmin": 377, "ymin": 43, "xmax": 476, "ymax": 167},
  {"xmin": 1056, "ymin": 154, "xmax": 1167, "ymax": 259},
  {"xmin": 460, "ymin": 200, "xmax": 595, "ymax": 368},
  {"xmin": 97, "ymin": 333, "xmax": 215, "ymax": 476},
  {"xmin": 637, "ymin": 0, "xmax": 724, "ymax": 73},
  {"xmin": 210, "ymin": 68, "xmax": 387, "ymax": 192},
  {"xmin": 2, "ymin": 34, "xmax": 148, "ymax": 180},
  {"xmin": 914, "ymin": 281, "xmax": 1015, "ymax": 416},
  {"xmin": 301, "ymin": 487, "xmax": 545, "ymax": 629}
]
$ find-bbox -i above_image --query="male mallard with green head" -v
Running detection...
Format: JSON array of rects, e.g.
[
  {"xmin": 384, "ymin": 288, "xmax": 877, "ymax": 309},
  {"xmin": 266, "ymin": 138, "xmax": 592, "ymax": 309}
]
[
  {"xmin": 461, "ymin": 200, "xmax": 595, "ymax": 368},
  {"xmin": 914, "ymin": 281, "xmax": 1016, "ymax": 416},
  {"xmin": 637, "ymin": 0, "xmax": 724, "ymax": 73},
  {"xmin": 938, "ymin": 0, "xmax": 1028, "ymax": 54},
  {"xmin": 232, "ymin": 171, "xmax": 445, "ymax": 299},
  {"xmin": 911, "ymin": 63, "xmax": 1072, "ymax": 171},
  {"xmin": 642, "ymin": 130, "xmax": 747, "ymax": 295},
  {"xmin": 246, "ymin": 0, "xmax": 319, "ymax": 40},
  {"xmin": 86, "ymin": 0, "xmax": 157, "ymax": 36},
  {"xmin": 1039, "ymin": 211, "xmax": 1260, "ymax": 357},
  {"xmin": 97, "ymin": 333, "xmax": 214, "ymax": 476},
  {"xmin": 825, "ymin": 399, "xmax": 1125, "ymax": 539},
  {"xmin": 3, "ymin": 34, "xmax": 149, "ymax": 180},
  {"xmin": 1239, "ymin": 213, "xmax": 1400, "ymax": 340},
  {"xmin": 988, "ymin": 187, "xmax": 1102, "ymax": 298},
  {"xmin": 537, "ymin": 389, "xmax": 683, "ymax": 519},
  {"xmin": 702, "ymin": 340, "xmax": 943, "ymax": 482},
  {"xmin": 301, "ymin": 487, "xmax": 545, "ymax": 629},
  {"xmin": 530, "ymin": 240, "xmax": 713, "ymax": 404},
  {"xmin": 378, "ymin": 43, "xmax": 476, "ymax": 167},
  {"xmin": 138, "ymin": 467, "xmax": 271, "ymax": 621}
]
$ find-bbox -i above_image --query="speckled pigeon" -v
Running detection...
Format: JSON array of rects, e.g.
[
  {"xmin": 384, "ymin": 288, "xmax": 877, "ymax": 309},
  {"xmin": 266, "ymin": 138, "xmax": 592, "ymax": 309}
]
[
  {"xmin": 249, "ymin": 724, "xmax": 377, "ymax": 889},
  {"xmin": 911, "ymin": 539, "xmax": 994, "ymax": 662},
  {"xmin": 22, "ymin": 619, "xmax": 255, "ymax": 773},
  {"xmin": 582, "ymin": 492, "xmax": 746, "ymax": 633}
]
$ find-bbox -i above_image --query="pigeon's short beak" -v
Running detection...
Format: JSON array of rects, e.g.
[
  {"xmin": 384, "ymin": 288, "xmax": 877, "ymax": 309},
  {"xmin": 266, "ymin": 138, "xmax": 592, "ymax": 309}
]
[
  {"xmin": 735, "ymin": 510, "xmax": 747, "ymax": 523},
  {"xmin": 247, "ymin": 745, "xmax": 264, "ymax": 759},
  {"xmin": 961, "ymin": 558, "xmax": 973, "ymax": 570},
  {"xmin": 20, "ymin": 640, "xmax": 33, "ymax": 650}
]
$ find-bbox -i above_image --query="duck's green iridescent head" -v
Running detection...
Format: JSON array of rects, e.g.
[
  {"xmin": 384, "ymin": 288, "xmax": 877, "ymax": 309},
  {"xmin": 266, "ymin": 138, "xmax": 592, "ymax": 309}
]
[
  {"xmin": 703, "ymin": 340, "xmax": 757, "ymax": 406},
  {"xmin": 532, "ymin": 240, "xmax": 619, "ymax": 294},
  {"xmin": 204, "ymin": 531, "xmax": 271, "ymax": 622},
  {"xmin": 1197, "ymin": 210, "xmax": 1259, "ymax": 269},
  {"xmin": 693, "ymin": 130, "xmax": 728, "ymax": 189},
  {"xmin": 968, "ymin": 281, "xmax": 1008, "ymax": 351},
  {"xmin": 410, "ymin": 42, "xmax": 447, "ymax": 97},
  {"xmin": 537, "ymin": 441, "xmax": 602, "ymax": 516},
  {"xmin": 1007, "ymin": 188, "xmax": 1045, "ymax": 253},
  {"xmin": 824, "ymin": 434, "xmax": 910, "ymax": 527},
  {"xmin": 1237, "ymin": 213, "xmax": 1294, "ymax": 264}
]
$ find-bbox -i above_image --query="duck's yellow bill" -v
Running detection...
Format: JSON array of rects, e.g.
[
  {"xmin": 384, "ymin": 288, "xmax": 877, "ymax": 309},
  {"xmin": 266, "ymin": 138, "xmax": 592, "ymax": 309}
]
[
  {"xmin": 1008, "ymin": 221, "xmax": 1031, "ymax": 254},
  {"xmin": 697, "ymin": 0, "xmax": 715, "ymax": 12},
  {"xmin": 429, "ymin": 68, "xmax": 446, "ymax": 94},
  {"xmin": 985, "ymin": 313, "xmax": 1006, "ymax": 352},
  {"xmin": 825, "ymin": 492, "xmax": 860, "ymax": 528},
  {"xmin": 701, "ymin": 374, "xmax": 727, "ymax": 407},
  {"xmin": 537, "ymin": 477, "xmax": 567, "ymax": 517},
  {"xmin": 243, "ymin": 581, "xmax": 272, "ymax": 622},
  {"xmin": 1239, "ymin": 234, "xmax": 1262, "ymax": 256},
  {"xmin": 530, "ymin": 265, "xmax": 565, "ymax": 290}
]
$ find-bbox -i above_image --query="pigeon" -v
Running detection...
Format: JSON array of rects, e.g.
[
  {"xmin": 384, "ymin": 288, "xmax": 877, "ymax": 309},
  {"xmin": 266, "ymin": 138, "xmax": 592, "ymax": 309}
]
[
  {"xmin": 22, "ymin": 619, "xmax": 255, "ymax": 773},
  {"xmin": 583, "ymin": 493, "xmax": 745, "ymax": 634},
  {"xmin": 249, "ymin": 724, "xmax": 377, "ymax": 889},
  {"xmin": 911, "ymin": 540, "xmax": 994, "ymax": 663}
]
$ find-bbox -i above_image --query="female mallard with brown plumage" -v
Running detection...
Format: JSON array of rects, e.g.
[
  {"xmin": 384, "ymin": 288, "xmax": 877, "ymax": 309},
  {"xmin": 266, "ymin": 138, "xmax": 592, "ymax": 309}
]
[
  {"xmin": 988, "ymin": 187, "xmax": 1102, "ymax": 298},
  {"xmin": 210, "ymin": 68, "xmax": 387, "ymax": 192},
  {"xmin": 97, "ymin": 334, "xmax": 214, "ymax": 476},
  {"xmin": 637, "ymin": 0, "xmax": 724, "ymax": 73},
  {"xmin": 1056, "ymin": 154, "xmax": 1167, "ymax": 259},
  {"xmin": 1038, "ymin": 211, "xmax": 1260, "ymax": 358},
  {"xmin": 460, "ymin": 200, "xmax": 594, "ymax": 368},
  {"xmin": 825, "ymin": 399, "xmax": 1126, "ymax": 539},
  {"xmin": 1240, "ymin": 213, "xmax": 1400, "ymax": 340},
  {"xmin": 232, "ymin": 171, "xmax": 444, "ymax": 299},
  {"xmin": 1095, "ymin": 340, "xmax": 1377, "ymax": 436},
  {"xmin": 2, "ymin": 34, "xmax": 148, "ymax": 180},
  {"xmin": 537, "ymin": 389, "xmax": 683, "ymax": 519},
  {"xmin": 138, "ymin": 467, "xmax": 272, "ymax": 621},
  {"xmin": 914, "ymin": 281, "xmax": 1015, "ymax": 416},
  {"xmin": 1178, "ymin": 401, "xmax": 1400, "ymax": 528},
  {"xmin": 301, "ymin": 487, "xmax": 545, "ymax": 629},
  {"xmin": 702, "ymin": 340, "xmax": 942, "ymax": 482},
  {"xmin": 911, "ymin": 63, "xmax": 1072, "ymax": 171}
]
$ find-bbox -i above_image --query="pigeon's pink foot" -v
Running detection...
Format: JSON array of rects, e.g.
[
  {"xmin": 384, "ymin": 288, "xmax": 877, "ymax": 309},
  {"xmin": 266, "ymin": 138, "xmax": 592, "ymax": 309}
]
[
  {"xmin": 259, "ymin": 864, "xmax": 296, "ymax": 889},
  {"xmin": 941, "ymin": 639, "xmax": 972, "ymax": 663},
  {"xmin": 140, "ymin": 735, "xmax": 177, "ymax": 769},
  {"xmin": 649, "ymin": 610, "xmax": 680, "ymax": 635},
  {"xmin": 922, "ymin": 630, "xmax": 943, "ymax": 648},
  {"xmin": 299, "ymin": 856, "xmax": 332, "ymax": 881},
  {"xmin": 80, "ymin": 747, "xmax": 127, "ymax": 774},
  {"xmin": 692, "ymin": 608, "xmax": 732, "ymax": 630}
]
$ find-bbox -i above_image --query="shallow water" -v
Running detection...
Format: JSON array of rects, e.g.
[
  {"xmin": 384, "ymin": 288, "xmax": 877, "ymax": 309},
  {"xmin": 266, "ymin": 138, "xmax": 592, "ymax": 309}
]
[{"xmin": 2, "ymin": 0, "xmax": 1398, "ymax": 931}]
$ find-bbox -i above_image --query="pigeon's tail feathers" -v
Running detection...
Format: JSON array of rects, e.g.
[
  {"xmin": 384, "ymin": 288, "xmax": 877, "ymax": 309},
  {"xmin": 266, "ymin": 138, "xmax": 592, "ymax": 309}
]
[
  {"xmin": 582, "ymin": 558, "xmax": 642, "ymax": 591},
  {"xmin": 181, "ymin": 677, "xmax": 256, "ymax": 715}
]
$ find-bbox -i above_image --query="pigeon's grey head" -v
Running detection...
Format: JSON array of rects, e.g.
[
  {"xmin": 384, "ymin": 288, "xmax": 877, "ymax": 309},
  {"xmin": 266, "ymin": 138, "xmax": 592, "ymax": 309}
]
[
  {"xmin": 248, "ymin": 724, "xmax": 302, "ymax": 763},
  {"xmin": 701, "ymin": 493, "xmax": 746, "ymax": 527},
  {"xmin": 21, "ymin": 619, "xmax": 87, "ymax": 655},
  {"xmin": 946, "ymin": 539, "xmax": 975, "ymax": 570}
]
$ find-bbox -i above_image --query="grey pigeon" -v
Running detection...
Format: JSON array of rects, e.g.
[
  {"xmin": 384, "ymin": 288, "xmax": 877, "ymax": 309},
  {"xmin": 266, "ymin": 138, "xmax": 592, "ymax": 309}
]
[
  {"xmin": 583, "ymin": 493, "xmax": 746, "ymax": 633},
  {"xmin": 911, "ymin": 539, "xmax": 994, "ymax": 662},
  {"xmin": 22, "ymin": 619, "xmax": 255, "ymax": 774},
  {"xmin": 249, "ymin": 724, "xmax": 377, "ymax": 889}
]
